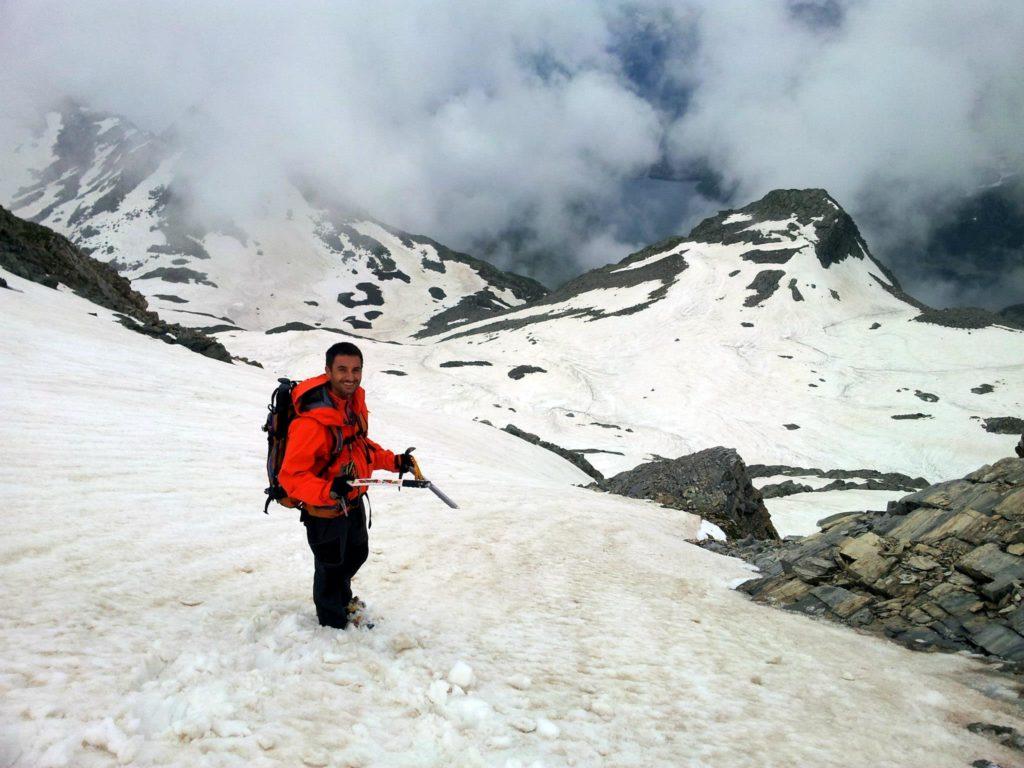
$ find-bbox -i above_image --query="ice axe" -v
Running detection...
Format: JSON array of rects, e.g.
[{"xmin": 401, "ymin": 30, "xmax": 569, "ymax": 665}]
[{"xmin": 349, "ymin": 447, "xmax": 459, "ymax": 508}]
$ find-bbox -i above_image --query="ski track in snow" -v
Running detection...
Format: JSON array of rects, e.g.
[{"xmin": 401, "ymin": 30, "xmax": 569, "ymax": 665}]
[{"xmin": 3, "ymin": 273, "xmax": 1024, "ymax": 767}]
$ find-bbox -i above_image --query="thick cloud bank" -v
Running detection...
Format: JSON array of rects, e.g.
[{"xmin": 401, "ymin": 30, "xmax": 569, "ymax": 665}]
[{"xmin": 1, "ymin": 1, "xmax": 1022, "ymax": 305}]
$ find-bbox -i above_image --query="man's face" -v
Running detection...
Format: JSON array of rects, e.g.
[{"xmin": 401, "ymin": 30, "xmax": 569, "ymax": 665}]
[{"xmin": 326, "ymin": 354, "xmax": 362, "ymax": 398}]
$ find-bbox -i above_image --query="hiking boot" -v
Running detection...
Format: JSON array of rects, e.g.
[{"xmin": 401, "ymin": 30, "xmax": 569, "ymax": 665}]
[
  {"xmin": 346, "ymin": 596, "xmax": 374, "ymax": 629},
  {"xmin": 347, "ymin": 596, "xmax": 366, "ymax": 615}
]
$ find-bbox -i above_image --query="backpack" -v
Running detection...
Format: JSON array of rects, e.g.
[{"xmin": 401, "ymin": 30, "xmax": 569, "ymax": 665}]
[{"xmin": 262, "ymin": 378, "xmax": 298, "ymax": 513}]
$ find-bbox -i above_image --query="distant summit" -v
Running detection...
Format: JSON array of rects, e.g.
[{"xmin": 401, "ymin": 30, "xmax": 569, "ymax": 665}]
[
  {"xmin": 434, "ymin": 188, "xmax": 915, "ymax": 339},
  {"xmin": 690, "ymin": 188, "xmax": 880, "ymax": 271},
  {"xmin": 434, "ymin": 187, "xmax": 1024, "ymax": 341},
  {"xmin": 1, "ymin": 103, "xmax": 546, "ymax": 340}
]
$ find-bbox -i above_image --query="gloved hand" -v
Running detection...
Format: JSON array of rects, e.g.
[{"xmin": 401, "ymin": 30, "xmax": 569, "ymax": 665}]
[
  {"xmin": 329, "ymin": 475, "xmax": 353, "ymax": 502},
  {"xmin": 396, "ymin": 447, "xmax": 417, "ymax": 479}
]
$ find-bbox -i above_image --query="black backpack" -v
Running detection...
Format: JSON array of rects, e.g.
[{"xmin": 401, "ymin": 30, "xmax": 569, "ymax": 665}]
[{"xmin": 262, "ymin": 378, "xmax": 298, "ymax": 513}]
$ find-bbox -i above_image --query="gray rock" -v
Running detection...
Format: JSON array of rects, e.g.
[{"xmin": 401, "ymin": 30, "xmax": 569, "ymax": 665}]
[
  {"xmin": 968, "ymin": 721, "xmax": 1024, "ymax": 752},
  {"xmin": 266, "ymin": 321, "xmax": 316, "ymax": 334},
  {"xmin": 787, "ymin": 278, "xmax": 804, "ymax": 301},
  {"xmin": 809, "ymin": 585, "xmax": 872, "ymax": 618},
  {"xmin": 0, "ymin": 206, "xmax": 230, "ymax": 363},
  {"xmin": 439, "ymin": 360, "xmax": 493, "ymax": 368},
  {"xmin": 338, "ymin": 282, "xmax": 384, "ymax": 308},
  {"xmin": 605, "ymin": 447, "xmax": 778, "ymax": 541},
  {"xmin": 740, "ymin": 247, "xmax": 801, "ymax": 264},
  {"xmin": 957, "ymin": 543, "xmax": 1024, "ymax": 583},
  {"xmin": 502, "ymin": 424, "xmax": 603, "ymax": 483},
  {"xmin": 746, "ymin": 464, "xmax": 929, "ymax": 489},
  {"xmin": 707, "ymin": 458, "xmax": 1024, "ymax": 664},
  {"xmin": 760, "ymin": 479, "xmax": 814, "ymax": 498},
  {"xmin": 744, "ymin": 269, "xmax": 785, "ymax": 307},
  {"xmin": 983, "ymin": 417, "xmax": 1024, "ymax": 435},
  {"xmin": 508, "ymin": 365, "xmax": 546, "ymax": 380}
]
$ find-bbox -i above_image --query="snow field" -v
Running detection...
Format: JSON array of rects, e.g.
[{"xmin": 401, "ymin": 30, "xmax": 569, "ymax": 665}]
[
  {"xmin": 2, "ymin": 273, "xmax": 1024, "ymax": 767},
  {"xmin": 761, "ymin": 489, "xmax": 909, "ymax": 538}
]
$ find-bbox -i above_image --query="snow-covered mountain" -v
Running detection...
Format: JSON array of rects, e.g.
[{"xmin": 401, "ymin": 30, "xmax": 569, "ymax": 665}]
[
  {"xmin": 0, "ymin": 103, "xmax": 546, "ymax": 339},
  {"xmin": 3, "ymin": 106, "xmax": 1020, "ymax": 485},
  {"xmin": 217, "ymin": 187, "xmax": 1023, "ymax": 485}
]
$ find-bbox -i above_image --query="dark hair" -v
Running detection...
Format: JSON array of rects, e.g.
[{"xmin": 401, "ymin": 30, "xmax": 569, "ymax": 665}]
[{"xmin": 325, "ymin": 341, "xmax": 363, "ymax": 368}]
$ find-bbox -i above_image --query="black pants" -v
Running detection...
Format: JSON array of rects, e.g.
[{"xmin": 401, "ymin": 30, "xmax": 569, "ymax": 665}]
[{"xmin": 301, "ymin": 497, "xmax": 368, "ymax": 628}]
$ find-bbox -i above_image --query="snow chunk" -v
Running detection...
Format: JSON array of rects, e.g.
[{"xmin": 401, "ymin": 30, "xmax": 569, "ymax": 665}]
[
  {"xmin": 511, "ymin": 717, "xmax": 537, "ymax": 733},
  {"xmin": 447, "ymin": 660, "xmax": 475, "ymax": 688},
  {"xmin": 536, "ymin": 717, "xmax": 560, "ymax": 739},
  {"xmin": 390, "ymin": 633, "xmax": 418, "ymax": 653},
  {"xmin": 302, "ymin": 750, "xmax": 330, "ymax": 767},
  {"xmin": 447, "ymin": 696, "xmax": 494, "ymax": 730},
  {"xmin": 507, "ymin": 673, "xmax": 532, "ymax": 690},
  {"xmin": 427, "ymin": 679, "xmax": 450, "ymax": 706},
  {"xmin": 212, "ymin": 719, "xmax": 250, "ymax": 738},
  {"xmin": 696, "ymin": 519, "xmax": 727, "ymax": 542},
  {"xmin": 81, "ymin": 718, "xmax": 138, "ymax": 763}
]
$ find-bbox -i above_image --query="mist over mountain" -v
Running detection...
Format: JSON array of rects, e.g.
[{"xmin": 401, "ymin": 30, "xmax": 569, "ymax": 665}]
[{"xmin": 2, "ymin": 1, "xmax": 1022, "ymax": 309}]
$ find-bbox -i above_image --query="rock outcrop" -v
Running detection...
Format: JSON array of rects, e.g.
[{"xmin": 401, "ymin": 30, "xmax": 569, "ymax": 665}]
[
  {"xmin": 603, "ymin": 447, "xmax": 779, "ymax": 541},
  {"xmin": 502, "ymin": 424, "xmax": 604, "ymax": 483},
  {"xmin": 0, "ymin": 205, "xmax": 231, "ymax": 363},
  {"xmin": 705, "ymin": 457, "xmax": 1024, "ymax": 663}
]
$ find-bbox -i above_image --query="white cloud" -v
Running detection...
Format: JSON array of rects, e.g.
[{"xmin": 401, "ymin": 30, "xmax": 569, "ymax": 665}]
[
  {"xmin": 1, "ymin": 0, "xmax": 1021, "ymax": 303},
  {"xmin": 666, "ymin": 0, "xmax": 1024, "ymax": 245}
]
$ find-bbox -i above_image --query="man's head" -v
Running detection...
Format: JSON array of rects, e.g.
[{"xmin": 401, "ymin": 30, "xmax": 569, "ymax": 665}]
[{"xmin": 325, "ymin": 342, "xmax": 363, "ymax": 399}]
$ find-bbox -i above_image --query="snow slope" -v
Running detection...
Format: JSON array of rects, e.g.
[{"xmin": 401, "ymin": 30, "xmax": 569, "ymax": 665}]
[{"xmin": 3, "ymin": 270, "xmax": 1023, "ymax": 767}]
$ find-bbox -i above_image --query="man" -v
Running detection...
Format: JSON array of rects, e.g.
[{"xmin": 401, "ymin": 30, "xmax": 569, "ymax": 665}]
[{"xmin": 279, "ymin": 341, "xmax": 415, "ymax": 628}]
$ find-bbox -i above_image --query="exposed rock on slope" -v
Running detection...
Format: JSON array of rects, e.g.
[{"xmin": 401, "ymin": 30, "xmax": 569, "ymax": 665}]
[
  {"xmin": 603, "ymin": 447, "xmax": 779, "ymax": 541},
  {"xmin": 502, "ymin": 424, "xmax": 604, "ymax": 483},
  {"xmin": 749, "ymin": 464, "xmax": 930, "ymax": 499},
  {"xmin": 0, "ymin": 205, "xmax": 230, "ymax": 363},
  {"xmin": 708, "ymin": 457, "xmax": 1024, "ymax": 663}
]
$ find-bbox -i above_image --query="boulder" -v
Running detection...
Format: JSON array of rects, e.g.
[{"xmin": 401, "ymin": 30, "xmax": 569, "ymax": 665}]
[{"xmin": 604, "ymin": 447, "xmax": 778, "ymax": 541}]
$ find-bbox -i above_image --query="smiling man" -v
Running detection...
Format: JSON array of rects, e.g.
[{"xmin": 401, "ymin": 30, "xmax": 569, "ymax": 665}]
[{"xmin": 279, "ymin": 341, "xmax": 415, "ymax": 629}]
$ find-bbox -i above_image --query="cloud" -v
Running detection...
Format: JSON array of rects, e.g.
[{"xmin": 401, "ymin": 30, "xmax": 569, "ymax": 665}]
[
  {"xmin": 0, "ymin": 0, "xmax": 663, "ymax": 283},
  {"xmin": 1, "ymin": 0, "xmax": 1022, "ymax": 306},
  {"xmin": 664, "ymin": 0, "xmax": 1024, "ymax": 304}
]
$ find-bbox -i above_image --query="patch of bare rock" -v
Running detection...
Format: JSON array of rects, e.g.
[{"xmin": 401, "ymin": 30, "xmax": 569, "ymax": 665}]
[{"xmin": 702, "ymin": 456, "xmax": 1024, "ymax": 664}]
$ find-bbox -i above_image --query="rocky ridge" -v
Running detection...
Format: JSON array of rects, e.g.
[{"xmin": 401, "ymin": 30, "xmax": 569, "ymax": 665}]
[
  {"xmin": 0, "ymin": 205, "xmax": 231, "ymax": 363},
  {"xmin": 748, "ymin": 464, "xmax": 931, "ymax": 499},
  {"xmin": 703, "ymin": 456, "xmax": 1024, "ymax": 664}
]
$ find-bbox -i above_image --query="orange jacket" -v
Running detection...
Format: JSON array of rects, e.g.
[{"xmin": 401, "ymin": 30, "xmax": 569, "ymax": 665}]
[{"xmin": 278, "ymin": 374, "xmax": 398, "ymax": 513}]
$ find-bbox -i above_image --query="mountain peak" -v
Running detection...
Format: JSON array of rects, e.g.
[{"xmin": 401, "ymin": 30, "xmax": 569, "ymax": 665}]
[{"xmin": 688, "ymin": 187, "xmax": 895, "ymax": 277}]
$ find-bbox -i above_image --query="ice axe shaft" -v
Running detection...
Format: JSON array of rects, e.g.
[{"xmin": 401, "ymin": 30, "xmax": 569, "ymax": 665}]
[{"xmin": 349, "ymin": 477, "xmax": 459, "ymax": 508}]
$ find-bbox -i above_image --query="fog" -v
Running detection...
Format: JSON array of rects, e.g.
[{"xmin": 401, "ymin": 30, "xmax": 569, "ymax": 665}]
[{"xmin": 2, "ymin": 0, "xmax": 1021, "ymax": 305}]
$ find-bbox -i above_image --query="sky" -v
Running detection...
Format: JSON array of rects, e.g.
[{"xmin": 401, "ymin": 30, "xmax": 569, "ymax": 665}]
[{"xmin": 1, "ymin": 0, "xmax": 1022, "ymax": 307}]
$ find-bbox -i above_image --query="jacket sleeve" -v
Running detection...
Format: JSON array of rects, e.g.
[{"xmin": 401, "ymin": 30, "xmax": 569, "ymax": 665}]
[
  {"xmin": 279, "ymin": 417, "xmax": 335, "ymax": 507},
  {"xmin": 365, "ymin": 437, "xmax": 399, "ymax": 473}
]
